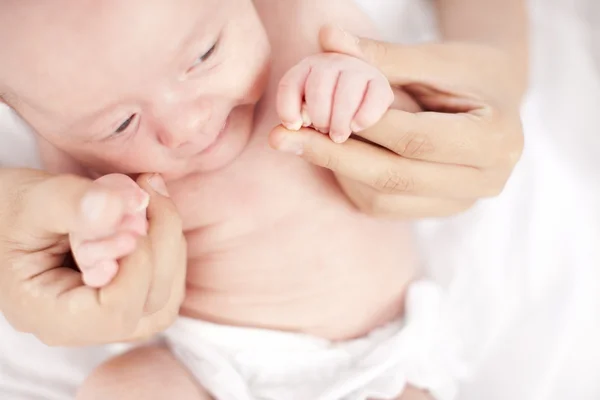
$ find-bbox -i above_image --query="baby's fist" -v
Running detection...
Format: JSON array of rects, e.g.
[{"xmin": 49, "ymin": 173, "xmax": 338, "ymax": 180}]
[
  {"xmin": 277, "ymin": 52, "xmax": 394, "ymax": 143},
  {"xmin": 70, "ymin": 174, "xmax": 149, "ymax": 288}
]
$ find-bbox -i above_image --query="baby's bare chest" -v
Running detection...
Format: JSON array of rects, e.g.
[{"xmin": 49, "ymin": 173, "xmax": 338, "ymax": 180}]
[
  {"xmin": 167, "ymin": 141, "xmax": 414, "ymax": 338},
  {"xmin": 169, "ymin": 140, "xmax": 346, "ymax": 235}
]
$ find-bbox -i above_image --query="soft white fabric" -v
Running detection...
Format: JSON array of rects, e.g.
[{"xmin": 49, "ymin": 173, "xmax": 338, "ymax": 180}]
[
  {"xmin": 0, "ymin": 1, "xmax": 599, "ymax": 399},
  {"xmin": 166, "ymin": 281, "xmax": 462, "ymax": 400},
  {"xmin": 356, "ymin": 1, "xmax": 600, "ymax": 400}
]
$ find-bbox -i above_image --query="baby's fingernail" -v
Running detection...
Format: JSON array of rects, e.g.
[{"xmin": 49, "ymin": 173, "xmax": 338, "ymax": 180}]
[
  {"xmin": 301, "ymin": 106, "xmax": 312, "ymax": 127},
  {"xmin": 330, "ymin": 132, "xmax": 346, "ymax": 144},
  {"xmin": 136, "ymin": 190, "xmax": 150, "ymax": 212},
  {"xmin": 350, "ymin": 121, "xmax": 363, "ymax": 132},
  {"xmin": 276, "ymin": 138, "xmax": 304, "ymax": 155},
  {"xmin": 128, "ymin": 189, "xmax": 149, "ymax": 213},
  {"xmin": 81, "ymin": 190, "xmax": 108, "ymax": 222},
  {"xmin": 316, "ymin": 127, "xmax": 329, "ymax": 134},
  {"xmin": 148, "ymin": 174, "xmax": 169, "ymax": 197},
  {"xmin": 282, "ymin": 121, "xmax": 302, "ymax": 131}
]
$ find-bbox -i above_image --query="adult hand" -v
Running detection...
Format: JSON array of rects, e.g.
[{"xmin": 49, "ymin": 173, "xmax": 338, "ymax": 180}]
[
  {"xmin": 270, "ymin": 26, "xmax": 525, "ymax": 218},
  {"xmin": 0, "ymin": 169, "xmax": 186, "ymax": 346}
]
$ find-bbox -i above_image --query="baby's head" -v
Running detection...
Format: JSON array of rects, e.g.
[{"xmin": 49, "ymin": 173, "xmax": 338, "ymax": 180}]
[{"xmin": 0, "ymin": 0, "xmax": 270, "ymax": 179}]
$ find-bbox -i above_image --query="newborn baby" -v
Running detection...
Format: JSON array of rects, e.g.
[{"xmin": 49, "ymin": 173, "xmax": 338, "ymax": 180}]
[{"xmin": 0, "ymin": 0, "xmax": 459, "ymax": 399}]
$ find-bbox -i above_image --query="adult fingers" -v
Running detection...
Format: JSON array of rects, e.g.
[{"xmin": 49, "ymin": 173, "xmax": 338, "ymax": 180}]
[
  {"xmin": 6, "ymin": 171, "xmax": 129, "ymax": 241},
  {"xmin": 319, "ymin": 25, "xmax": 510, "ymax": 95},
  {"xmin": 16, "ymin": 261, "xmax": 128, "ymax": 346},
  {"xmin": 274, "ymin": 109, "xmax": 519, "ymax": 168},
  {"xmin": 18, "ymin": 269, "xmax": 102, "ymax": 346},
  {"xmin": 77, "ymin": 175, "xmax": 171, "ymax": 334},
  {"xmin": 129, "ymin": 238, "xmax": 187, "ymax": 341},
  {"xmin": 270, "ymin": 126, "xmax": 503, "ymax": 199},
  {"xmin": 358, "ymin": 109, "xmax": 504, "ymax": 167},
  {"xmin": 96, "ymin": 230, "xmax": 154, "ymax": 333},
  {"xmin": 136, "ymin": 174, "xmax": 186, "ymax": 314},
  {"xmin": 337, "ymin": 177, "xmax": 476, "ymax": 219}
]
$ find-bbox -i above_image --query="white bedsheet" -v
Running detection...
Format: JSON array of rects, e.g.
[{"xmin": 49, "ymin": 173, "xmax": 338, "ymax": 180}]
[{"xmin": 1, "ymin": 1, "xmax": 599, "ymax": 399}]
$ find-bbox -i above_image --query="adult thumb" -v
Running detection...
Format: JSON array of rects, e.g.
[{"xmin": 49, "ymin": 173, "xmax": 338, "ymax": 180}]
[
  {"xmin": 319, "ymin": 25, "xmax": 437, "ymax": 86},
  {"xmin": 319, "ymin": 25, "xmax": 394, "ymax": 71},
  {"xmin": 13, "ymin": 171, "xmax": 128, "ymax": 239}
]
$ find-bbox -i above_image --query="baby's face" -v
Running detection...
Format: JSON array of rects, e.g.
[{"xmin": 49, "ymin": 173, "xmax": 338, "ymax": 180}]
[{"xmin": 0, "ymin": 0, "xmax": 270, "ymax": 179}]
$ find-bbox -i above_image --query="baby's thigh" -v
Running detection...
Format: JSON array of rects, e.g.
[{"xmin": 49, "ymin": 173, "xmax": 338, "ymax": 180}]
[{"xmin": 76, "ymin": 345, "xmax": 212, "ymax": 400}]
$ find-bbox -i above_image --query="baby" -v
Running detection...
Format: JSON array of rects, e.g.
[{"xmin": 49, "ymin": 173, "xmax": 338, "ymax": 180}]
[{"xmin": 0, "ymin": 0, "xmax": 459, "ymax": 399}]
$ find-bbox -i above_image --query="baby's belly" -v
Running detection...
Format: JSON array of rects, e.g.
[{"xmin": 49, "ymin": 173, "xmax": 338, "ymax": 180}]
[{"xmin": 179, "ymin": 212, "xmax": 416, "ymax": 341}]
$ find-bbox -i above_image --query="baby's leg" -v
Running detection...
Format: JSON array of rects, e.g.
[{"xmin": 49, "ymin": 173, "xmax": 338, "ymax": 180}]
[{"xmin": 76, "ymin": 345, "xmax": 212, "ymax": 400}]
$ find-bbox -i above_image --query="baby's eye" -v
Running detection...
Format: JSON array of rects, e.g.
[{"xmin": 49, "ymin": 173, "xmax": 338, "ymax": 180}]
[
  {"xmin": 190, "ymin": 42, "xmax": 217, "ymax": 69},
  {"xmin": 114, "ymin": 114, "xmax": 136, "ymax": 135}
]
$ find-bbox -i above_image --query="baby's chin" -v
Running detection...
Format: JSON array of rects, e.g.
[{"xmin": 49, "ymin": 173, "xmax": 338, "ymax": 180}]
[{"xmin": 163, "ymin": 105, "xmax": 256, "ymax": 181}]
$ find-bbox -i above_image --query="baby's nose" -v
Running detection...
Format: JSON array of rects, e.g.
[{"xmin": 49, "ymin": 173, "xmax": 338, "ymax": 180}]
[{"xmin": 158, "ymin": 100, "xmax": 212, "ymax": 149}]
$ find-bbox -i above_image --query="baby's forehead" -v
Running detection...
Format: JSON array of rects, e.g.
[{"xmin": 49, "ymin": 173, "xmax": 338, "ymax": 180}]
[{"xmin": 0, "ymin": 0, "xmax": 216, "ymax": 119}]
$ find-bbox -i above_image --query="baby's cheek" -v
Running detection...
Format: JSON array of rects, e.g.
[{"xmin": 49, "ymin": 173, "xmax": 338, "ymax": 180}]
[{"xmin": 246, "ymin": 56, "xmax": 272, "ymax": 104}]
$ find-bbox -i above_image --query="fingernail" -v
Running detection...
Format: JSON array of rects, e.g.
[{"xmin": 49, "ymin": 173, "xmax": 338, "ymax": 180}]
[
  {"xmin": 282, "ymin": 120, "xmax": 302, "ymax": 131},
  {"xmin": 132, "ymin": 189, "xmax": 150, "ymax": 213},
  {"xmin": 330, "ymin": 132, "xmax": 346, "ymax": 144},
  {"xmin": 350, "ymin": 121, "xmax": 363, "ymax": 133},
  {"xmin": 276, "ymin": 138, "xmax": 304, "ymax": 155},
  {"xmin": 81, "ymin": 190, "xmax": 108, "ymax": 222},
  {"xmin": 301, "ymin": 105, "xmax": 312, "ymax": 127},
  {"xmin": 148, "ymin": 174, "xmax": 169, "ymax": 197}
]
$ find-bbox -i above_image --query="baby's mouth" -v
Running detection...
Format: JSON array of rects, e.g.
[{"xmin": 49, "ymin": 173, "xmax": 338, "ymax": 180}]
[
  {"xmin": 171, "ymin": 116, "xmax": 230, "ymax": 160},
  {"xmin": 198, "ymin": 116, "xmax": 229, "ymax": 154}
]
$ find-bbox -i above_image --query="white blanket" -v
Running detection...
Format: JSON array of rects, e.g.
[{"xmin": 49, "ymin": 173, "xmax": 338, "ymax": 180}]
[{"xmin": 1, "ymin": 1, "xmax": 599, "ymax": 399}]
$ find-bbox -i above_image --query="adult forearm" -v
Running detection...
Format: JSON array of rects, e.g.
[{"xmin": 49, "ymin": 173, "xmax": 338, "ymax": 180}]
[{"xmin": 435, "ymin": 0, "xmax": 528, "ymax": 90}]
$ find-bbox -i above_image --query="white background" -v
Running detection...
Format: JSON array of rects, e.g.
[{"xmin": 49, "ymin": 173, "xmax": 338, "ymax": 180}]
[{"xmin": 1, "ymin": 0, "xmax": 599, "ymax": 398}]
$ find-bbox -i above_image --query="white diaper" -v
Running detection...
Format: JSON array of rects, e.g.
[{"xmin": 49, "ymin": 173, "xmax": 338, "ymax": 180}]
[{"xmin": 164, "ymin": 281, "xmax": 463, "ymax": 400}]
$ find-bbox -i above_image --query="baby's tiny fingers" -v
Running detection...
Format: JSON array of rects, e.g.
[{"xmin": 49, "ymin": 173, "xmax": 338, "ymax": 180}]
[
  {"xmin": 330, "ymin": 72, "xmax": 368, "ymax": 143},
  {"xmin": 305, "ymin": 67, "xmax": 340, "ymax": 134},
  {"xmin": 120, "ymin": 213, "xmax": 149, "ymax": 236},
  {"xmin": 95, "ymin": 174, "xmax": 149, "ymax": 214},
  {"xmin": 82, "ymin": 260, "xmax": 119, "ymax": 288},
  {"xmin": 351, "ymin": 79, "xmax": 394, "ymax": 132},
  {"xmin": 277, "ymin": 63, "xmax": 311, "ymax": 131},
  {"xmin": 73, "ymin": 232, "xmax": 138, "ymax": 269}
]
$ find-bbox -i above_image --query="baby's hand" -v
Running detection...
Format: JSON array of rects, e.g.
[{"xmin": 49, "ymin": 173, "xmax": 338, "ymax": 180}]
[
  {"xmin": 277, "ymin": 52, "xmax": 394, "ymax": 144},
  {"xmin": 70, "ymin": 174, "xmax": 149, "ymax": 288}
]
